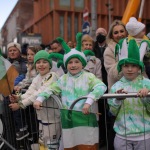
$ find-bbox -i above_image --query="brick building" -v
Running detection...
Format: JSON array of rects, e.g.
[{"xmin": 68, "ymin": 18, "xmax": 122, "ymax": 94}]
[{"xmin": 1, "ymin": 0, "xmax": 150, "ymax": 48}]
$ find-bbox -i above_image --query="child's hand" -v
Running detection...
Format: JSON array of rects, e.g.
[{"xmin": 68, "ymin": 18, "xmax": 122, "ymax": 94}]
[
  {"xmin": 137, "ymin": 88, "xmax": 149, "ymax": 97},
  {"xmin": 9, "ymin": 103, "xmax": 20, "ymax": 111},
  {"xmin": 33, "ymin": 101, "xmax": 42, "ymax": 110},
  {"xmin": 9, "ymin": 94, "xmax": 19, "ymax": 103},
  {"xmin": 82, "ymin": 103, "xmax": 91, "ymax": 115},
  {"xmin": 115, "ymin": 88, "xmax": 128, "ymax": 100}
]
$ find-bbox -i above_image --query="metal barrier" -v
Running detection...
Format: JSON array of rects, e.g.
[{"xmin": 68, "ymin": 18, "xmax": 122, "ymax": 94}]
[{"xmin": 1, "ymin": 93, "xmax": 150, "ymax": 150}]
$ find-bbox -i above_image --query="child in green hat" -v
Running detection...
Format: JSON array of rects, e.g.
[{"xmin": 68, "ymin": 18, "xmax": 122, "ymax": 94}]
[
  {"xmin": 34, "ymin": 33, "xmax": 107, "ymax": 150},
  {"xmin": 9, "ymin": 50, "xmax": 61, "ymax": 149},
  {"xmin": 108, "ymin": 39, "xmax": 150, "ymax": 150}
]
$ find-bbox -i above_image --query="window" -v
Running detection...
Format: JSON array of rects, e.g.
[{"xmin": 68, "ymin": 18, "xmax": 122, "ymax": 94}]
[
  {"xmin": 68, "ymin": 15, "xmax": 71, "ymax": 39},
  {"xmin": 75, "ymin": 0, "xmax": 84, "ymax": 8},
  {"xmin": 59, "ymin": 0, "xmax": 70, "ymax": 6},
  {"xmin": 60, "ymin": 15, "xmax": 64, "ymax": 37}
]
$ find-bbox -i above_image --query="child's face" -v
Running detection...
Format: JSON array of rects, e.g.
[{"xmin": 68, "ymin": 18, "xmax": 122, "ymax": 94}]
[
  {"xmin": 67, "ymin": 58, "xmax": 83, "ymax": 75},
  {"xmin": 122, "ymin": 63, "xmax": 140, "ymax": 81},
  {"xmin": 27, "ymin": 49, "xmax": 35, "ymax": 63},
  {"xmin": 36, "ymin": 59, "xmax": 50, "ymax": 76},
  {"xmin": 135, "ymin": 29, "xmax": 145, "ymax": 38}
]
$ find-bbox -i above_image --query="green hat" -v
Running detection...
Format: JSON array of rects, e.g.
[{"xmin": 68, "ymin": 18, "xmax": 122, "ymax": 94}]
[
  {"xmin": 115, "ymin": 38, "xmax": 150, "ymax": 72},
  {"xmin": 48, "ymin": 32, "xmax": 94, "ymax": 68},
  {"xmin": 34, "ymin": 50, "xmax": 52, "ymax": 67}
]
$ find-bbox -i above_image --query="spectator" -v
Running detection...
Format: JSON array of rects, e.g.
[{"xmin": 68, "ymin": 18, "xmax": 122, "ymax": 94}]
[
  {"xmin": 14, "ymin": 45, "xmax": 42, "ymax": 91},
  {"xmin": 93, "ymin": 27, "xmax": 109, "ymax": 148},
  {"xmin": 104, "ymin": 20, "xmax": 127, "ymax": 91},
  {"xmin": 81, "ymin": 34, "xmax": 102, "ymax": 80},
  {"xmin": 103, "ymin": 20, "xmax": 127, "ymax": 150},
  {"xmin": 9, "ymin": 50, "xmax": 61, "ymax": 149},
  {"xmin": 67, "ymin": 40, "xmax": 74, "ymax": 48},
  {"xmin": 93, "ymin": 27, "xmax": 108, "ymax": 85},
  {"xmin": 108, "ymin": 39, "xmax": 150, "ymax": 150},
  {"xmin": 50, "ymin": 40, "xmax": 64, "ymax": 54},
  {"xmin": 7, "ymin": 42, "xmax": 27, "ymax": 76},
  {"xmin": 50, "ymin": 39, "xmax": 66, "ymax": 73},
  {"xmin": 34, "ymin": 33, "xmax": 107, "ymax": 150},
  {"xmin": 126, "ymin": 17, "xmax": 150, "ymax": 78}
]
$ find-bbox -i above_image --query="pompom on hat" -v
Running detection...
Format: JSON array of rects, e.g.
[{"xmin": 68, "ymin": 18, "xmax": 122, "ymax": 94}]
[
  {"xmin": 34, "ymin": 50, "xmax": 52, "ymax": 67},
  {"xmin": 7, "ymin": 42, "xmax": 21, "ymax": 52},
  {"xmin": 48, "ymin": 32, "xmax": 95, "ymax": 68},
  {"xmin": 126, "ymin": 17, "xmax": 145, "ymax": 36},
  {"xmin": 115, "ymin": 38, "xmax": 150, "ymax": 73}
]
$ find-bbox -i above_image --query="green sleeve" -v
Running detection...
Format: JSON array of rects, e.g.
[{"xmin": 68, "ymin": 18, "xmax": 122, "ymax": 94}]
[
  {"xmin": 38, "ymin": 80, "xmax": 62, "ymax": 99},
  {"xmin": 108, "ymin": 87, "xmax": 122, "ymax": 116}
]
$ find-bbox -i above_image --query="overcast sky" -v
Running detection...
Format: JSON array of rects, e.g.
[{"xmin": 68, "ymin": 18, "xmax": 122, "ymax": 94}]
[{"xmin": 0, "ymin": 0, "xmax": 18, "ymax": 29}]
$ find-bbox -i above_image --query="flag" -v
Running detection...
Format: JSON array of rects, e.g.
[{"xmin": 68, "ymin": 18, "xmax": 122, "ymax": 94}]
[
  {"xmin": 0, "ymin": 55, "xmax": 18, "ymax": 96},
  {"xmin": 60, "ymin": 109, "xmax": 99, "ymax": 150}
]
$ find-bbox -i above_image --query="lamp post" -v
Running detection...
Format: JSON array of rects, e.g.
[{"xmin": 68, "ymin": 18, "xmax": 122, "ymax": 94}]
[{"xmin": 105, "ymin": 0, "xmax": 113, "ymax": 28}]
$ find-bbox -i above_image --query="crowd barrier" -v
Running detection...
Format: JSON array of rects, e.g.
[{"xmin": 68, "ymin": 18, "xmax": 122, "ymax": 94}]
[{"xmin": 1, "ymin": 93, "xmax": 150, "ymax": 150}]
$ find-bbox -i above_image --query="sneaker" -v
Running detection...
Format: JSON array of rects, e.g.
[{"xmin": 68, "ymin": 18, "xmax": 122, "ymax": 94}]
[{"xmin": 16, "ymin": 130, "xmax": 29, "ymax": 140}]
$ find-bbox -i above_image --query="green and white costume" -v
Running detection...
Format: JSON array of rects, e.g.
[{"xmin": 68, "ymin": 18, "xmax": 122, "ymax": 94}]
[
  {"xmin": 38, "ymin": 70, "xmax": 106, "ymax": 111},
  {"xmin": 108, "ymin": 75, "xmax": 150, "ymax": 140}
]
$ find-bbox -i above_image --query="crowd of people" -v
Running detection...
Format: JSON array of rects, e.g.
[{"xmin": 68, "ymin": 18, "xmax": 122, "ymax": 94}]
[{"xmin": 1, "ymin": 16, "xmax": 150, "ymax": 150}]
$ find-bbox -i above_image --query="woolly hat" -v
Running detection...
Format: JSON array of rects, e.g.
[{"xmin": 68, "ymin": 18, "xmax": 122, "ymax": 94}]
[
  {"xmin": 115, "ymin": 38, "xmax": 150, "ymax": 72},
  {"xmin": 34, "ymin": 50, "xmax": 52, "ymax": 66},
  {"xmin": 48, "ymin": 32, "xmax": 94, "ymax": 68},
  {"xmin": 7, "ymin": 42, "xmax": 21, "ymax": 52},
  {"xmin": 126, "ymin": 17, "xmax": 145, "ymax": 36}
]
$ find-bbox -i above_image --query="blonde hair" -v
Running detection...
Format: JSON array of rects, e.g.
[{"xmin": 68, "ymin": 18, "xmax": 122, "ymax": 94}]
[
  {"xmin": 107, "ymin": 20, "xmax": 126, "ymax": 43},
  {"xmin": 81, "ymin": 34, "xmax": 94, "ymax": 44}
]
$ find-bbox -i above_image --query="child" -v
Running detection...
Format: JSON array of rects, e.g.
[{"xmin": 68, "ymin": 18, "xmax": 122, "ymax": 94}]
[
  {"xmin": 14, "ymin": 45, "xmax": 42, "ymax": 92},
  {"xmin": 9, "ymin": 50, "xmax": 61, "ymax": 149},
  {"xmin": 126, "ymin": 17, "xmax": 150, "ymax": 77},
  {"xmin": 34, "ymin": 33, "xmax": 107, "ymax": 150},
  {"xmin": 108, "ymin": 39, "xmax": 150, "ymax": 150}
]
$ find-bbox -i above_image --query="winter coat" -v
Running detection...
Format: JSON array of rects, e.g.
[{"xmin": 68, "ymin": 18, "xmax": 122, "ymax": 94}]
[
  {"xmin": 104, "ymin": 40, "xmax": 123, "ymax": 91},
  {"xmin": 19, "ymin": 71, "xmax": 60, "ymax": 123},
  {"xmin": 84, "ymin": 56, "xmax": 102, "ymax": 80}
]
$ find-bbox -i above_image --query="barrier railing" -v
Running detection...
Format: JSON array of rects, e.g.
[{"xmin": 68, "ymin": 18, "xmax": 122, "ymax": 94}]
[{"xmin": 2, "ymin": 93, "xmax": 150, "ymax": 150}]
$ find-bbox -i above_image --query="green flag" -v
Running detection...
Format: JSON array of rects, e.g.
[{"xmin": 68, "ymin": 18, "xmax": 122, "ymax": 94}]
[
  {"xmin": 0, "ymin": 55, "xmax": 18, "ymax": 96},
  {"xmin": 60, "ymin": 109, "xmax": 99, "ymax": 150}
]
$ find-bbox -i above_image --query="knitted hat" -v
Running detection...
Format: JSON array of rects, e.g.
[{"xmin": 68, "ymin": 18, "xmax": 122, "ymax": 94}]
[
  {"xmin": 115, "ymin": 38, "xmax": 150, "ymax": 72},
  {"xmin": 7, "ymin": 42, "xmax": 21, "ymax": 52},
  {"xmin": 34, "ymin": 50, "xmax": 52, "ymax": 66},
  {"xmin": 126, "ymin": 17, "xmax": 145, "ymax": 36},
  {"xmin": 48, "ymin": 32, "xmax": 94, "ymax": 68}
]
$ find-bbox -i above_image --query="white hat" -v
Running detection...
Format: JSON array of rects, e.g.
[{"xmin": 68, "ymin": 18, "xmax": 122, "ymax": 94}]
[
  {"xmin": 126, "ymin": 17, "xmax": 145, "ymax": 36},
  {"xmin": 7, "ymin": 42, "xmax": 21, "ymax": 52}
]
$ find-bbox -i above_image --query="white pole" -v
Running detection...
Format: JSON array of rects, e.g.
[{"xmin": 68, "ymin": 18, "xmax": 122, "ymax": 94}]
[{"xmin": 138, "ymin": 0, "xmax": 145, "ymax": 21}]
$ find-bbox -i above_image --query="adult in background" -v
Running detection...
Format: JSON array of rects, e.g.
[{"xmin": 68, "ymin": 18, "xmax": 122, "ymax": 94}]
[
  {"xmin": 104, "ymin": 20, "xmax": 127, "ymax": 91},
  {"xmin": 2, "ymin": 42, "xmax": 27, "ymax": 149},
  {"xmin": 81, "ymin": 34, "xmax": 102, "ymax": 80},
  {"xmin": 103, "ymin": 20, "xmax": 127, "ymax": 150},
  {"xmin": 50, "ymin": 39, "xmax": 66, "ymax": 73},
  {"xmin": 7, "ymin": 42, "xmax": 27, "ymax": 85},
  {"xmin": 93, "ymin": 28, "xmax": 108, "ymax": 87},
  {"xmin": 50, "ymin": 39, "xmax": 65, "ymax": 54},
  {"xmin": 93, "ymin": 28, "xmax": 108, "ymax": 148}
]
